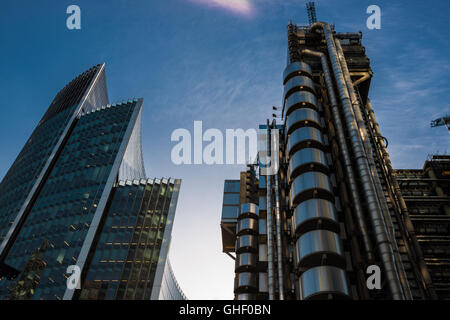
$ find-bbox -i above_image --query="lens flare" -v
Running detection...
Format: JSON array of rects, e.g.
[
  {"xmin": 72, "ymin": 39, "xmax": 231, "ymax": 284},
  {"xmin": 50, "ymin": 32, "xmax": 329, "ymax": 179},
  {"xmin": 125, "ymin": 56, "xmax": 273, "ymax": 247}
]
[{"xmin": 190, "ymin": 0, "xmax": 253, "ymax": 16}]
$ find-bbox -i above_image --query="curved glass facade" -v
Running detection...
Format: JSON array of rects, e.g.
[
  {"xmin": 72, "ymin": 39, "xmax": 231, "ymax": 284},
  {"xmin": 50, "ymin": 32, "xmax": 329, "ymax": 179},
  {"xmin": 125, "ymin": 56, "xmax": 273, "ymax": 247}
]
[
  {"xmin": 79, "ymin": 178, "xmax": 182, "ymax": 300},
  {"xmin": 158, "ymin": 259, "xmax": 186, "ymax": 300},
  {"xmin": 1, "ymin": 100, "xmax": 140, "ymax": 299},
  {"xmin": 0, "ymin": 65, "xmax": 185, "ymax": 300},
  {"xmin": 0, "ymin": 65, "xmax": 107, "ymax": 254}
]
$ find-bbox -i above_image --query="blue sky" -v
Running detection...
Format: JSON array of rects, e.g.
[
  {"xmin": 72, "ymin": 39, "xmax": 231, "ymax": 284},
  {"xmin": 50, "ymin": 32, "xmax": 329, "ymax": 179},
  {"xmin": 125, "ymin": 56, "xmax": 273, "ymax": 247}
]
[{"xmin": 0, "ymin": 0, "xmax": 449, "ymax": 299}]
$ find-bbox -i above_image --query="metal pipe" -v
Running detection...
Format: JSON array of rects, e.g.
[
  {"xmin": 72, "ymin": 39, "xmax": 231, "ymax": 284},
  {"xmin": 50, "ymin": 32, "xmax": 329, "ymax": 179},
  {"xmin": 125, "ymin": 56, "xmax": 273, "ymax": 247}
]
[
  {"xmin": 334, "ymin": 39, "xmax": 412, "ymax": 300},
  {"xmin": 301, "ymin": 49, "xmax": 375, "ymax": 264},
  {"xmin": 366, "ymin": 100, "xmax": 438, "ymax": 299},
  {"xmin": 272, "ymin": 133, "xmax": 285, "ymax": 299},
  {"xmin": 353, "ymin": 72, "xmax": 371, "ymax": 87},
  {"xmin": 310, "ymin": 21, "xmax": 404, "ymax": 300},
  {"xmin": 266, "ymin": 120, "xmax": 275, "ymax": 300}
]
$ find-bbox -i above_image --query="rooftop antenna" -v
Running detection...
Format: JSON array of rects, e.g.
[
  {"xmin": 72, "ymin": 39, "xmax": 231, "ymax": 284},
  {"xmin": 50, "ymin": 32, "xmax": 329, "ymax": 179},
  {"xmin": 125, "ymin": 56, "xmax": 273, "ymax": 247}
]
[{"xmin": 306, "ymin": 2, "xmax": 317, "ymax": 25}]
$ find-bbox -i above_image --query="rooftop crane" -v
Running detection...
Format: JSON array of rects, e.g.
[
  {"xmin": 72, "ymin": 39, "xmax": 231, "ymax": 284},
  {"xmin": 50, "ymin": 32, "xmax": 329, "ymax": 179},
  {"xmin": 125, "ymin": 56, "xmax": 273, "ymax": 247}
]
[
  {"xmin": 306, "ymin": 2, "xmax": 317, "ymax": 25},
  {"xmin": 430, "ymin": 114, "xmax": 450, "ymax": 134}
]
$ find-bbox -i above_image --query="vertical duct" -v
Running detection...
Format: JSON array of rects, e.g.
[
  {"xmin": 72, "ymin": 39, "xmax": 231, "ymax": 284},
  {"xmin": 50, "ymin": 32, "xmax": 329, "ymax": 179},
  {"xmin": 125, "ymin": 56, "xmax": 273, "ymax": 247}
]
[
  {"xmin": 272, "ymin": 130, "xmax": 285, "ymax": 299},
  {"xmin": 334, "ymin": 39, "xmax": 412, "ymax": 299},
  {"xmin": 265, "ymin": 121, "xmax": 276, "ymax": 300},
  {"xmin": 310, "ymin": 21, "xmax": 404, "ymax": 300}
]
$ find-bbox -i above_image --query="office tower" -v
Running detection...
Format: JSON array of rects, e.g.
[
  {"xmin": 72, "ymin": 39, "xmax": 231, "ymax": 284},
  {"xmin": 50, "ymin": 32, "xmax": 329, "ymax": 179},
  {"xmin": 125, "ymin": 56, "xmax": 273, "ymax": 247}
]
[
  {"xmin": 0, "ymin": 64, "xmax": 185, "ymax": 300},
  {"xmin": 394, "ymin": 155, "xmax": 450, "ymax": 299},
  {"xmin": 221, "ymin": 19, "xmax": 449, "ymax": 300}
]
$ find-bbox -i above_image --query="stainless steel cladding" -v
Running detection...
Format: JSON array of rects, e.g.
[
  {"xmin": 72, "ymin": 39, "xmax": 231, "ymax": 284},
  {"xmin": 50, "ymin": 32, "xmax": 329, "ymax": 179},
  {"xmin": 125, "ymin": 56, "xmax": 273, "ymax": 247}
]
[
  {"xmin": 235, "ymin": 253, "xmax": 257, "ymax": 272},
  {"xmin": 283, "ymin": 61, "xmax": 313, "ymax": 83},
  {"xmin": 289, "ymin": 172, "xmax": 334, "ymax": 207},
  {"xmin": 300, "ymin": 48, "xmax": 375, "ymax": 271},
  {"xmin": 310, "ymin": 21, "xmax": 404, "ymax": 299},
  {"xmin": 237, "ymin": 218, "xmax": 259, "ymax": 235},
  {"xmin": 284, "ymin": 91, "xmax": 318, "ymax": 117},
  {"xmin": 286, "ymin": 108, "xmax": 321, "ymax": 135},
  {"xmin": 295, "ymin": 230, "xmax": 345, "ymax": 269},
  {"xmin": 236, "ymin": 234, "xmax": 258, "ymax": 253},
  {"xmin": 240, "ymin": 203, "xmax": 259, "ymax": 218},
  {"xmin": 287, "ymin": 127, "xmax": 324, "ymax": 155},
  {"xmin": 236, "ymin": 293, "xmax": 257, "ymax": 300},
  {"xmin": 292, "ymin": 199, "xmax": 339, "ymax": 236},
  {"xmin": 299, "ymin": 266, "xmax": 350, "ymax": 300},
  {"xmin": 284, "ymin": 76, "xmax": 316, "ymax": 98},
  {"xmin": 288, "ymin": 148, "xmax": 328, "ymax": 182},
  {"xmin": 235, "ymin": 272, "xmax": 258, "ymax": 292}
]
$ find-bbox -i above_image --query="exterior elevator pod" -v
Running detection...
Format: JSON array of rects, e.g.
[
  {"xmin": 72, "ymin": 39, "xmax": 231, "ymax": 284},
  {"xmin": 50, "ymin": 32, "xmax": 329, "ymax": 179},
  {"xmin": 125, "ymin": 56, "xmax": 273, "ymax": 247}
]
[
  {"xmin": 234, "ymin": 203, "xmax": 260, "ymax": 298},
  {"xmin": 283, "ymin": 61, "xmax": 350, "ymax": 300}
]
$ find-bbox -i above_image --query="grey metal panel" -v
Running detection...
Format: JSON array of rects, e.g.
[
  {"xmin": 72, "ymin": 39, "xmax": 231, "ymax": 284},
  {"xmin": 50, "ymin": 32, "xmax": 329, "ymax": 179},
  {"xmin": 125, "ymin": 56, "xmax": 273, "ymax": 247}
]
[
  {"xmin": 259, "ymin": 244, "xmax": 268, "ymax": 262},
  {"xmin": 287, "ymin": 127, "xmax": 323, "ymax": 156},
  {"xmin": 236, "ymin": 234, "xmax": 258, "ymax": 253},
  {"xmin": 296, "ymin": 230, "xmax": 345, "ymax": 269},
  {"xmin": 259, "ymin": 273, "xmax": 268, "ymax": 293},
  {"xmin": 288, "ymin": 148, "xmax": 327, "ymax": 182},
  {"xmin": 284, "ymin": 91, "xmax": 318, "ymax": 116},
  {"xmin": 289, "ymin": 171, "xmax": 333, "ymax": 208},
  {"xmin": 286, "ymin": 108, "xmax": 321, "ymax": 135},
  {"xmin": 283, "ymin": 61, "xmax": 313, "ymax": 82},
  {"xmin": 0, "ymin": 64, "xmax": 108, "ymax": 258},
  {"xmin": 292, "ymin": 199, "xmax": 339, "ymax": 236},
  {"xmin": 63, "ymin": 98, "xmax": 144, "ymax": 300},
  {"xmin": 299, "ymin": 266, "xmax": 350, "ymax": 300},
  {"xmin": 237, "ymin": 218, "xmax": 258, "ymax": 235},
  {"xmin": 284, "ymin": 76, "xmax": 315, "ymax": 98}
]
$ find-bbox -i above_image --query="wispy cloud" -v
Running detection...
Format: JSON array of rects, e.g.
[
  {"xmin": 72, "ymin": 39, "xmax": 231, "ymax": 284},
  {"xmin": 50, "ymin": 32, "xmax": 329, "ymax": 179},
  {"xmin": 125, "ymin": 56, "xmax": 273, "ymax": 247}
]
[
  {"xmin": 370, "ymin": 41, "xmax": 450, "ymax": 168},
  {"xmin": 154, "ymin": 33, "xmax": 283, "ymax": 129},
  {"xmin": 189, "ymin": 0, "xmax": 254, "ymax": 17}
]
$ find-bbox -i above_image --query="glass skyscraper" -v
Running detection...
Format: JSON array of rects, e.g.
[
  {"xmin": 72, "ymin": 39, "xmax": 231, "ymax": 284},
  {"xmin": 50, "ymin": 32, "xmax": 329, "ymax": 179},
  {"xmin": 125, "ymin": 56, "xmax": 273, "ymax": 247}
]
[{"xmin": 0, "ymin": 64, "xmax": 185, "ymax": 300}]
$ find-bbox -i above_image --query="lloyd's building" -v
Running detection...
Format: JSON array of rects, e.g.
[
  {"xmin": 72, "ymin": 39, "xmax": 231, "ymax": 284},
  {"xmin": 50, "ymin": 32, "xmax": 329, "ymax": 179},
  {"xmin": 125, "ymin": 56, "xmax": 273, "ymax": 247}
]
[
  {"xmin": 220, "ymin": 16, "xmax": 450, "ymax": 300},
  {"xmin": 0, "ymin": 64, "xmax": 186, "ymax": 300}
]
